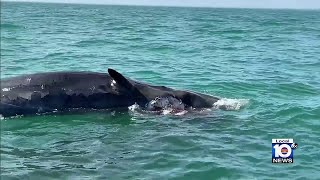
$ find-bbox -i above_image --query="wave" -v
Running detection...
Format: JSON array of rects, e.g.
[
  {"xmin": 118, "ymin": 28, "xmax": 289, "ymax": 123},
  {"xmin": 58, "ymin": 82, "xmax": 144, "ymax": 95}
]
[
  {"xmin": 73, "ymin": 39, "xmax": 115, "ymax": 47},
  {"xmin": 1, "ymin": 23, "xmax": 24, "ymax": 29},
  {"xmin": 274, "ymin": 82, "xmax": 319, "ymax": 96},
  {"xmin": 43, "ymin": 52, "xmax": 65, "ymax": 59}
]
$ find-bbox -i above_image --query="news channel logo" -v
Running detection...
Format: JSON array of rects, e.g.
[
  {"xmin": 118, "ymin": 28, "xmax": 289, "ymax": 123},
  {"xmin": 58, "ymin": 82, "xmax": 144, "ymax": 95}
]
[{"xmin": 272, "ymin": 139, "xmax": 298, "ymax": 163}]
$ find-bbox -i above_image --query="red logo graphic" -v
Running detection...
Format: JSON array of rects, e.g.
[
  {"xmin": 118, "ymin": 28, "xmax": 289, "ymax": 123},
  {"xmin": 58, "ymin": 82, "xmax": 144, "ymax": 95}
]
[{"xmin": 281, "ymin": 147, "xmax": 288, "ymax": 154}]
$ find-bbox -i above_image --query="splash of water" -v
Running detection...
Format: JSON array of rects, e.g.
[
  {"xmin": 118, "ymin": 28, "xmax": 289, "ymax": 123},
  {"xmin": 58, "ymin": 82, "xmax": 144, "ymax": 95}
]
[{"xmin": 213, "ymin": 98, "xmax": 249, "ymax": 110}]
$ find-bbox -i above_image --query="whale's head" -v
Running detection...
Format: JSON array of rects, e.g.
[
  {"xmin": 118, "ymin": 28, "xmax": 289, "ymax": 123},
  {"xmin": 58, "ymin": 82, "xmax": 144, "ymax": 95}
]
[{"xmin": 108, "ymin": 68, "xmax": 219, "ymax": 111}]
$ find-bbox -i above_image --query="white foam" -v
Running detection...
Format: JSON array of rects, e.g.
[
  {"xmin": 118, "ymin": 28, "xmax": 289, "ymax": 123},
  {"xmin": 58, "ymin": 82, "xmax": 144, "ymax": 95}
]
[
  {"xmin": 213, "ymin": 98, "xmax": 249, "ymax": 111},
  {"xmin": 128, "ymin": 103, "xmax": 140, "ymax": 111},
  {"xmin": 174, "ymin": 110, "xmax": 188, "ymax": 116},
  {"xmin": 162, "ymin": 109, "xmax": 172, "ymax": 115},
  {"xmin": 128, "ymin": 103, "xmax": 188, "ymax": 116},
  {"xmin": 2, "ymin": 88, "xmax": 11, "ymax": 92}
]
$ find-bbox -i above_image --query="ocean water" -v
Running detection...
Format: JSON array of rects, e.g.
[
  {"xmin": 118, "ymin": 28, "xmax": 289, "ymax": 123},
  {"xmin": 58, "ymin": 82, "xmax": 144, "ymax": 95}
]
[{"xmin": 1, "ymin": 2, "xmax": 320, "ymax": 179}]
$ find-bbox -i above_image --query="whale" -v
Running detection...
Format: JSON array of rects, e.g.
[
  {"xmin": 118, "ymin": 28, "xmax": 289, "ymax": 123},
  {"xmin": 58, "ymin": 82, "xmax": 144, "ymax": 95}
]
[{"xmin": 0, "ymin": 68, "xmax": 220, "ymax": 117}]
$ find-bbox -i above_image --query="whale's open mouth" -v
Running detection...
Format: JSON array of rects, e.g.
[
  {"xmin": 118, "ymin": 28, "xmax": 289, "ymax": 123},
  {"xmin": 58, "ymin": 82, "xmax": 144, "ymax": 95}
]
[
  {"xmin": 146, "ymin": 96, "xmax": 185, "ymax": 111},
  {"xmin": 128, "ymin": 96, "xmax": 187, "ymax": 115}
]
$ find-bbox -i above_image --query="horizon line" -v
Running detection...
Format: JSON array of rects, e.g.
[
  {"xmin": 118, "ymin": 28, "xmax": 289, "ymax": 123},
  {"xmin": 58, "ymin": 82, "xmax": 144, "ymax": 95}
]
[{"xmin": 3, "ymin": 0, "xmax": 320, "ymax": 10}]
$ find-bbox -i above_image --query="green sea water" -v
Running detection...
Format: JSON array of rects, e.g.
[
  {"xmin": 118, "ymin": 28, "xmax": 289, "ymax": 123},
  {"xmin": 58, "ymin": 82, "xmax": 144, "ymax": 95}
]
[{"xmin": 1, "ymin": 2, "xmax": 320, "ymax": 179}]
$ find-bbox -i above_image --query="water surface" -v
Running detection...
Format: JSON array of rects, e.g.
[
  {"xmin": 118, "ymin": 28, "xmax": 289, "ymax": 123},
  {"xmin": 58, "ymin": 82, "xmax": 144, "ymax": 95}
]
[{"xmin": 1, "ymin": 2, "xmax": 320, "ymax": 179}]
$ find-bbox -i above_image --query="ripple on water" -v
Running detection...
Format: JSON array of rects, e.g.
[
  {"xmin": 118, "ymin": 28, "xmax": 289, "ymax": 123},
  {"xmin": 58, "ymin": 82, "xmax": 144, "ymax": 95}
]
[{"xmin": 1, "ymin": 23, "xmax": 25, "ymax": 30}]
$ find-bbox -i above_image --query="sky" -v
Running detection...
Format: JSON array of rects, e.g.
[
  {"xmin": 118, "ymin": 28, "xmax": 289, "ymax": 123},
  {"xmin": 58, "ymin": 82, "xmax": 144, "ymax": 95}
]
[{"xmin": 5, "ymin": 0, "xmax": 320, "ymax": 9}]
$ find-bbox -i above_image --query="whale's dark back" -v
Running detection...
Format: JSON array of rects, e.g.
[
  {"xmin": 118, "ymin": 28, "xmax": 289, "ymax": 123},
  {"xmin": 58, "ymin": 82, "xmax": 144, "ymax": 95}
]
[
  {"xmin": 1, "ymin": 71, "xmax": 110, "ymax": 90},
  {"xmin": 0, "ymin": 71, "xmax": 135, "ymax": 117}
]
